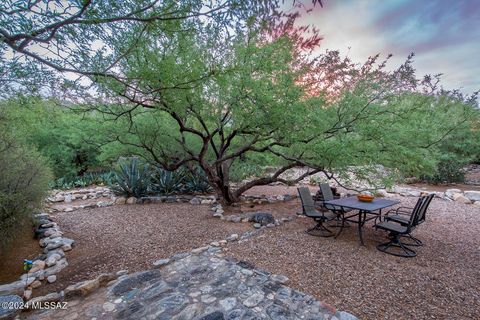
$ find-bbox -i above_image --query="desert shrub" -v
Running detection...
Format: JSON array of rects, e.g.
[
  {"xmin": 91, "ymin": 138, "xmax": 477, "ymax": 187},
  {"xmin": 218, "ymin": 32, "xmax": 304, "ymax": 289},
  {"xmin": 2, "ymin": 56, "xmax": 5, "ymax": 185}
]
[
  {"xmin": 2, "ymin": 97, "xmax": 104, "ymax": 178},
  {"xmin": 49, "ymin": 171, "xmax": 114, "ymax": 189},
  {"xmin": 110, "ymin": 157, "xmax": 151, "ymax": 197},
  {"xmin": 421, "ymin": 157, "xmax": 466, "ymax": 184},
  {"xmin": 0, "ymin": 142, "xmax": 51, "ymax": 244}
]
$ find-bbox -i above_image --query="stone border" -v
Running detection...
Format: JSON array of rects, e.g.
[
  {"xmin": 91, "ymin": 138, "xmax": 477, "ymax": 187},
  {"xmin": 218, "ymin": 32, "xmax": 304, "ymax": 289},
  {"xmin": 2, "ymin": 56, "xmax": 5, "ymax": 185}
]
[
  {"xmin": 0, "ymin": 213, "xmax": 75, "ymax": 303},
  {"xmin": 383, "ymin": 186, "xmax": 480, "ymax": 205},
  {"xmin": 47, "ymin": 187, "xmax": 113, "ymax": 203},
  {"xmin": 48, "ymin": 185, "xmax": 299, "ymax": 213}
]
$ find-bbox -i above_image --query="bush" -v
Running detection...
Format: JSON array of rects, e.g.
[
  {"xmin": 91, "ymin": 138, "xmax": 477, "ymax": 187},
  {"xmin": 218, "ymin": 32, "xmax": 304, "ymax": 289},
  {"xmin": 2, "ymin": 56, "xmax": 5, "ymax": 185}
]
[
  {"xmin": 110, "ymin": 157, "xmax": 151, "ymax": 197},
  {"xmin": 421, "ymin": 158, "xmax": 466, "ymax": 184},
  {"xmin": 0, "ymin": 142, "xmax": 51, "ymax": 245},
  {"xmin": 1, "ymin": 97, "xmax": 104, "ymax": 178},
  {"xmin": 49, "ymin": 171, "xmax": 114, "ymax": 189}
]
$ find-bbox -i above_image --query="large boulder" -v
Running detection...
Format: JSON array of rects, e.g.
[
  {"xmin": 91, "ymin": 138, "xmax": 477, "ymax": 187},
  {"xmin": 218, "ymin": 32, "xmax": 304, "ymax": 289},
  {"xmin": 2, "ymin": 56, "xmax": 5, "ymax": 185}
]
[
  {"xmin": 464, "ymin": 191, "xmax": 480, "ymax": 202},
  {"xmin": 0, "ymin": 295, "xmax": 23, "ymax": 319},
  {"xmin": 249, "ymin": 212, "xmax": 275, "ymax": 226}
]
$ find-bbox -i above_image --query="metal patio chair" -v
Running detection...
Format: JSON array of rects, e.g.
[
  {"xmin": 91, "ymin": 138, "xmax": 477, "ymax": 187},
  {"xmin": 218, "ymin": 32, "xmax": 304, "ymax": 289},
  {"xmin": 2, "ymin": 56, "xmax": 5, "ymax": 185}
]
[
  {"xmin": 383, "ymin": 193, "xmax": 434, "ymax": 246},
  {"xmin": 297, "ymin": 187, "xmax": 337, "ymax": 237},
  {"xmin": 374, "ymin": 196, "xmax": 426, "ymax": 257},
  {"xmin": 316, "ymin": 183, "xmax": 358, "ymax": 235}
]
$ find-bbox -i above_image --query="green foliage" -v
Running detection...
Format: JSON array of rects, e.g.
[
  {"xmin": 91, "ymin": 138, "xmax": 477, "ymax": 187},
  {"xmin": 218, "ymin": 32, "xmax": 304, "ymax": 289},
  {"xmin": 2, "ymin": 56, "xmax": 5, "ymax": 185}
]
[
  {"xmin": 151, "ymin": 168, "xmax": 185, "ymax": 195},
  {"xmin": 229, "ymin": 154, "xmax": 278, "ymax": 183},
  {"xmin": 0, "ymin": 109, "xmax": 51, "ymax": 244},
  {"xmin": 421, "ymin": 158, "xmax": 466, "ymax": 184},
  {"xmin": 183, "ymin": 168, "xmax": 213, "ymax": 194},
  {"xmin": 49, "ymin": 172, "xmax": 115, "ymax": 190},
  {"xmin": 88, "ymin": 15, "xmax": 479, "ymax": 202},
  {"xmin": 0, "ymin": 97, "xmax": 104, "ymax": 179},
  {"xmin": 417, "ymin": 103, "xmax": 480, "ymax": 183},
  {"xmin": 1, "ymin": 0, "xmax": 479, "ymax": 203},
  {"xmin": 110, "ymin": 158, "xmax": 151, "ymax": 197},
  {"xmin": 150, "ymin": 167, "xmax": 212, "ymax": 194}
]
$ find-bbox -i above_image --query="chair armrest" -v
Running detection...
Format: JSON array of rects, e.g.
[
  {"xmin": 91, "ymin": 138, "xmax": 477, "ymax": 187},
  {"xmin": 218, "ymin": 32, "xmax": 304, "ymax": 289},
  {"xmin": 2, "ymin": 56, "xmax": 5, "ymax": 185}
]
[{"xmin": 385, "ymin": 207, "xmax": 413, "ymax": 216}]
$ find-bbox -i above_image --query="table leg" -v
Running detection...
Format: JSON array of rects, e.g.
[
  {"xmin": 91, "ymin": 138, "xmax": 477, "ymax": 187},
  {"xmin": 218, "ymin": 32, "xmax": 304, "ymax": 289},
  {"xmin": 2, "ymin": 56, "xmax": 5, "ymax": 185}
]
[{"xmin": 358, "ymin": 210, "xmax": 365, "ymax": 246}]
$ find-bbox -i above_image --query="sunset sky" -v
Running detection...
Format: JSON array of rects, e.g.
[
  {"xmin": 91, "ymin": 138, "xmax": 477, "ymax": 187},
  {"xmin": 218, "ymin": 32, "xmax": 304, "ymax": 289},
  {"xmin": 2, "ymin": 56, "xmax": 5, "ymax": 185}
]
[{"xmin": 296, "ymin": 0, "xmax": 480, "ymax": 94}]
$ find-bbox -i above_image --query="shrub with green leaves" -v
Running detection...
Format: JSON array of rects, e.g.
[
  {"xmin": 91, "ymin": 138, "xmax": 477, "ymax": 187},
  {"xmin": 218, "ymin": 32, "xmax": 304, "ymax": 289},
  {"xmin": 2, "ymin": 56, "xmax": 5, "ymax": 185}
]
[
  {"xmin": 49, "ymin": 171, "xmax": 115, "ymax": 190},
  {"xmin": 0, "ymin": 139, "xmax": 51, "ymax": 246},
  {"xmin": 0, "ymin": 106, "xmax": 52, "ymax": 247},
  {"xmin": 0, "ymin": 97, "xmax": 107, "ymax": 179},
  {"xmin": 110, "ymin": 157, "xmax": 151, "ymax": 197},
  {"xmin": 421, "ymin": 158, "xmax": 466, "ymax": 184}
]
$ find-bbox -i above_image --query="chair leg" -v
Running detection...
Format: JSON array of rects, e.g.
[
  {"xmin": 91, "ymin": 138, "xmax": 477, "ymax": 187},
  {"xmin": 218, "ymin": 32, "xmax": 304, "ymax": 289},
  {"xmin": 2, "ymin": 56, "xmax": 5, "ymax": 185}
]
[
  {"xmin": 305, "ymin": 221, "xmax": 334, "ymax": 237},
  {"xmin": 376, "ymin": 233, "xmax": 417, "ymax": 258},
  {"xmin": 400, "ymin": 234, "xmax": 423, "ymax": 247},
  {"xmin": 334, "ymin": 216, "xmax": 346, "ymax": 239}
]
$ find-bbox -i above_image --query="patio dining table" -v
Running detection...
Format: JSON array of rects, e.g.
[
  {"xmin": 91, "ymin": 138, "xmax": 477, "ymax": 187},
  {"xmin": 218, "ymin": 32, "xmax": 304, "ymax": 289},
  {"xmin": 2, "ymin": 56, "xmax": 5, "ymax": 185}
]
[{"xmin": 323, "ymin": 196, "xmax": 400, "ymax": 246}]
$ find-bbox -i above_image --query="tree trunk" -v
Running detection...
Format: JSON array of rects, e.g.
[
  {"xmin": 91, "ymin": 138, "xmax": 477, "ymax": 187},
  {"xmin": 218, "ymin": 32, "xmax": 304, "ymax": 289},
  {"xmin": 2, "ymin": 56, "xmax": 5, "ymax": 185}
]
[{"xmin": 214, "ymin": 182, "xmax": 238, "ymax": 205}]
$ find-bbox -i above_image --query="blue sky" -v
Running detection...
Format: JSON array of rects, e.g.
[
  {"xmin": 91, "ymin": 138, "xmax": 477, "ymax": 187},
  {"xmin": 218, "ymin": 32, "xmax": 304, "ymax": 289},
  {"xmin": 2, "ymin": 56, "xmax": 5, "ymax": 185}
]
[{"xmin": 297, "ymin": 0, "xmax": 480, "ymax": 94}]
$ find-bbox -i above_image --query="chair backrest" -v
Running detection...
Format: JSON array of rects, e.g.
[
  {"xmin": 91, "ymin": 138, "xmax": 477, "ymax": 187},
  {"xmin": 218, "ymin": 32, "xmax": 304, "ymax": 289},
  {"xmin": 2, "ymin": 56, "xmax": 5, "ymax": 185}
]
[
  {"xmin": 319, "ymin": 183, "xmax": 335, "ymax": 201},
  {"xmin": 407, "ymin": 195, "xmax": 432, "ymax": 232},
  {"xmin": 416, "ymin": 193, "xmax": 434, "ymax": 225},
  {"xmin": 405, "ymin": 196, "xmax": 425, "ymax": 231},
  {"xmin": 297, "ymin": 187, "xmax": 317, "ymax": 217}
]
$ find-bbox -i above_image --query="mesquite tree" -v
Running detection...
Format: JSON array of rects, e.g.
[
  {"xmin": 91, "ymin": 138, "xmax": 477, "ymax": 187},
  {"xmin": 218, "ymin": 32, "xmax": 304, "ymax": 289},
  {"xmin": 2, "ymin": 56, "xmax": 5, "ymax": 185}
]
[{"xmin": 89, "ymin": 13, "xmax": 475, "ymax": 204}]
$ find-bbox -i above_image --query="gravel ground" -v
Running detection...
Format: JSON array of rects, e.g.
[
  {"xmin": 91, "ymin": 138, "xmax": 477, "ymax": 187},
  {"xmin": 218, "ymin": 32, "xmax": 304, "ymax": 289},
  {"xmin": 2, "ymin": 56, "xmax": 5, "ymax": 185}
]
[
  {"xmin": 35, "ymin": 203, "xmax": 251, "ymax": 297},
  {"xmin": 227, "ymin": 196, "xmax": 480, "ymax": 320},
  {"xmin": 34, "ymin": 187, "xmax": 480, "ymax": 319}
]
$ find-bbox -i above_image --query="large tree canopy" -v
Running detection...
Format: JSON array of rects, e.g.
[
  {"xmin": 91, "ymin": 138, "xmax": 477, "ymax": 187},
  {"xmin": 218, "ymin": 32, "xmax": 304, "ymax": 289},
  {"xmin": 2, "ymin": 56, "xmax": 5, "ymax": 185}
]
[
  {"xmin": 86, "ymin": 10, "xmax": 476, "ymax": 203},
  {"xmin": 0, "ymin": 0, "xmax": 280, "ymax": 98}
]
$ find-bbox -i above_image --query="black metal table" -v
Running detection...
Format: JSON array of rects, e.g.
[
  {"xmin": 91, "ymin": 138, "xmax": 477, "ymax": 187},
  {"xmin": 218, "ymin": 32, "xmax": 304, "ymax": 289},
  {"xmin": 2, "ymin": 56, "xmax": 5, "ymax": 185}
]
[{"xmin": 323, "ymin": 196, "xmax": 400, "ymax": 245}]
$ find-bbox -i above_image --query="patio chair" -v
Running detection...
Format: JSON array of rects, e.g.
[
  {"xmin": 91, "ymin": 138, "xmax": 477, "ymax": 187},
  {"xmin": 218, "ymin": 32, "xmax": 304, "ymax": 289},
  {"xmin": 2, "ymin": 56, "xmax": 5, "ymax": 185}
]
[
  {"xmin": 316, "ymin": 183, "xmax": 356, "ymax": 233},
  {"xmin": 297, "ymin": 187, "xmax": 337, "ymax": 237},
  {"xmin": 374, "ymin": 196, "xmax": 426, "ymax": 257},
  {"xmin": 315, "ymin": 183, "xmax": 339, "ymax": 209},
  {"xmin": 383, "ymin": 193, "xmax": 434, "ymax": 246}
]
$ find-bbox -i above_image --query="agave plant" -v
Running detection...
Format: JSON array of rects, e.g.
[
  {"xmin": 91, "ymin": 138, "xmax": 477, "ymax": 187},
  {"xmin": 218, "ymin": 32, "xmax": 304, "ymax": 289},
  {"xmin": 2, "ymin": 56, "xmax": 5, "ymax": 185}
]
[
  {"xmin": 110, "ymin": 157, "xmax": 151, "ymax": 197},
  {"xmin": 151, "ymin": 167, "xmax": 186, "ymax": 195},
  {"xmin": 184, "ymin": 168, "xmax": 213, "ymax": 194},
  {"xmin": 74, "ymin": 177, "xmax": 88, "ymax": 188}
]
